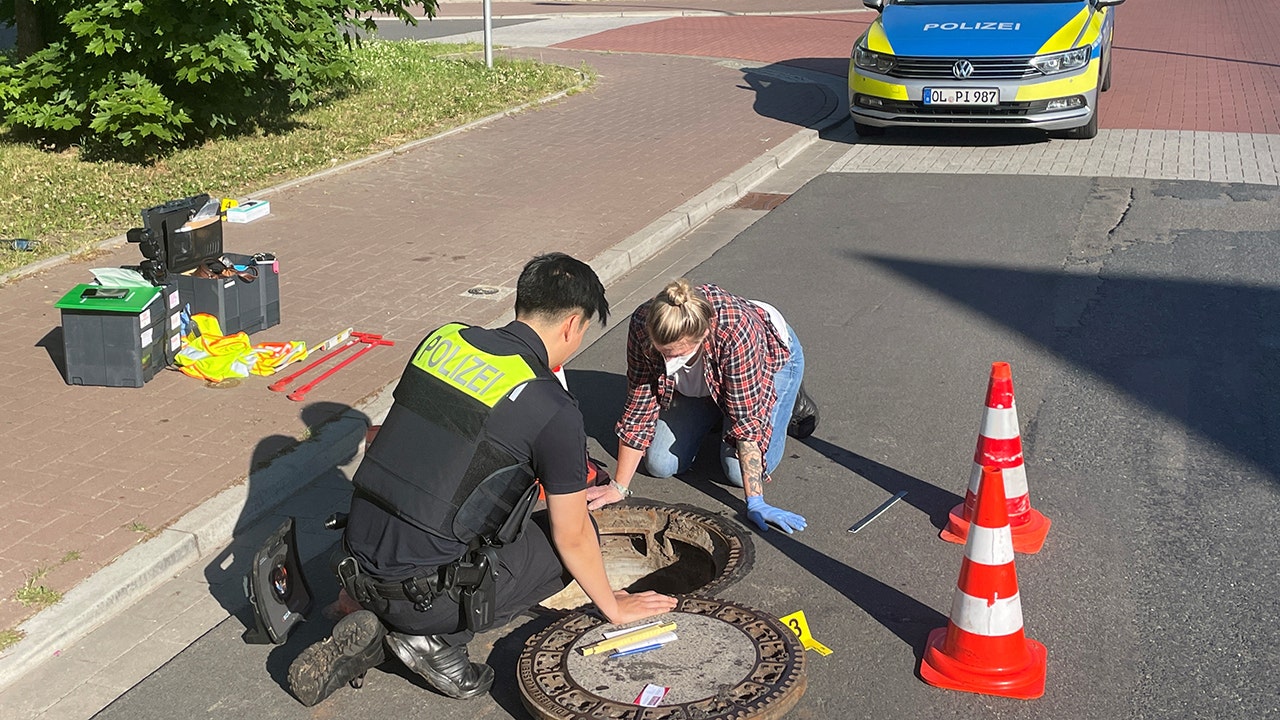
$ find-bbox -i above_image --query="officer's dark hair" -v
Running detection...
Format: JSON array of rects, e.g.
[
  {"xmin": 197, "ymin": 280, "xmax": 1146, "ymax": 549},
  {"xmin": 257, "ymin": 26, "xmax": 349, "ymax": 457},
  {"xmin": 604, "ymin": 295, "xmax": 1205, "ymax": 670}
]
[{"xmin": 515, "ymin": 253, "xmax": 610, "ymax": 326}]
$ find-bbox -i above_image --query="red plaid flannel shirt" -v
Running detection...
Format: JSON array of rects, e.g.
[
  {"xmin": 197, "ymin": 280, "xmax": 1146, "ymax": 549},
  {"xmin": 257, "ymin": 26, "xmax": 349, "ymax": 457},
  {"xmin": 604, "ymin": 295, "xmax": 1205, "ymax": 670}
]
[{"xmin": 615, "ymin": 283, "xmax": 790, "ymax": 457}]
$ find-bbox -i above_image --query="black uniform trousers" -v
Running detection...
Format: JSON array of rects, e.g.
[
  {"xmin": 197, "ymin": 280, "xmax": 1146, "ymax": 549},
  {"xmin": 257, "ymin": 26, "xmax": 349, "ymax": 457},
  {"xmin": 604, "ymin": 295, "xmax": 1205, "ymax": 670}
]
[{"xmin": 366, "ymin": 511, "xmax": 569, "ymax": 648}]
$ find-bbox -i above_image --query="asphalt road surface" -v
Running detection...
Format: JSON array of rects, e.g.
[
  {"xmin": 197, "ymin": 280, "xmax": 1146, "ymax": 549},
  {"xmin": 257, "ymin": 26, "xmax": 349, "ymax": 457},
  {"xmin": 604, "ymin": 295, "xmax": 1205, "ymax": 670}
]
[{"xmin": 96, "ymin": 172, "xmax": 1280, "ymax": 719}]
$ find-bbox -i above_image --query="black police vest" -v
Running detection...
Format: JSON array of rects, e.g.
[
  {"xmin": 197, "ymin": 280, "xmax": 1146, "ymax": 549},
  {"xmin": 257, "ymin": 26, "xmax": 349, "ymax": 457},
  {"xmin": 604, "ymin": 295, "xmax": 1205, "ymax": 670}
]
[{"xmin": 352, "ymin": 323, "xmax": 554, "ymax": 547}]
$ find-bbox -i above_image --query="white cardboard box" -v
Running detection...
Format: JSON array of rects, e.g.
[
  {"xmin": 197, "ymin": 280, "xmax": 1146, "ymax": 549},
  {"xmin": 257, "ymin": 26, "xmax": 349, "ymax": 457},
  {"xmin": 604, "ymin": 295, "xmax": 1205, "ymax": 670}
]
[{"xmin": 226, "ymin": 200, "xmax": 271, "ymax": 223}]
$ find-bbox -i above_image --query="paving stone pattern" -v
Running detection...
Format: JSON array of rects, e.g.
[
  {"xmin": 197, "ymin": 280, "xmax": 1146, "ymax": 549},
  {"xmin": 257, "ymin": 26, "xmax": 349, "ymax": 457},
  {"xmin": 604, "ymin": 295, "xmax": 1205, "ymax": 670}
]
[{"xmin": 831, "ymin": 130, "xmax": 1280, "ymax": 186}]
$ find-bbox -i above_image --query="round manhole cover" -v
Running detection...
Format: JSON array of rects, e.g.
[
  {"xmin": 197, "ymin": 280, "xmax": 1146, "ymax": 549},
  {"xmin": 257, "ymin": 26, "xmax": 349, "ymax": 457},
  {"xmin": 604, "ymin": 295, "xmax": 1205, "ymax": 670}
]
[
  {"xmin": 519, "ymin": 596, "xmax": 807, "ymax": 719},
  {"xmin": 539, "ymin": 502, "xmax": 754, "ymax": 612}
]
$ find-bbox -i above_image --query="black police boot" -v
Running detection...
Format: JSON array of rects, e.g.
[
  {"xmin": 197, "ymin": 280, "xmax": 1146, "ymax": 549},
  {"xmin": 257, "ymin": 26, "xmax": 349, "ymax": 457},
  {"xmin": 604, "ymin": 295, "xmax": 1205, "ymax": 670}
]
[
  {"xmin": 385, "ymin": 632, "xmax": 495, "ymax": 699},
  {"xmin": 288, "ymin": 610, "xmax": 387, "ymax": 707},
  {"xmin": 787, "ymin": 383, "xmax": 820, "ymax": 439}
]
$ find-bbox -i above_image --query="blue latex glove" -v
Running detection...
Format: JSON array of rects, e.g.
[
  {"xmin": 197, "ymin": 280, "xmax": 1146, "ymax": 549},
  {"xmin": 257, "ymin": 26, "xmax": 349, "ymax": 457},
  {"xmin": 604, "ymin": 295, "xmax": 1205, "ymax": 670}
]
[{"xmin": 746, "ymin": 496, "xmax": 807, "ymax": 534}]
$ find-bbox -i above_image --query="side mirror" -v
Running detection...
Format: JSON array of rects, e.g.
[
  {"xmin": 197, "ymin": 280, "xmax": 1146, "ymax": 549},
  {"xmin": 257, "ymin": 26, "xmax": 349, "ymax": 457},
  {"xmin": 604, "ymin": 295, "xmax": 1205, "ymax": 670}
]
[{"xmin": 863, "ymin": 0, "xmax": 884, "ymax": 11}]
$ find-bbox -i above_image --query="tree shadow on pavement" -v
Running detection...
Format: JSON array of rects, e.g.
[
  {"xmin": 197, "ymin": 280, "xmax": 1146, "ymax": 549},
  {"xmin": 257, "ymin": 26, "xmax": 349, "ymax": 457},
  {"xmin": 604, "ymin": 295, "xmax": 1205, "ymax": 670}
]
[
  {"xmin": 857, "ymin": 251, "xmax": 1280, "ymax": 487},
  {"xmin": 739, "ymin": 62, "xmax": 848, "ymax": 138}
]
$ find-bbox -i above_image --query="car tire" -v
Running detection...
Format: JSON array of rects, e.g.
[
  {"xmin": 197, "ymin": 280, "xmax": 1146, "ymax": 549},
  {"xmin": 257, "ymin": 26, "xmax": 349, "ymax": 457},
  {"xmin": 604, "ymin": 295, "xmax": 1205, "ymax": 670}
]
[
  {"xmin": 1060, "ymin": 106, "xmax": 1099, "ymax": 140},
  {"xmin": 854, "ymin": 121, "xmax": 885, "ymax": 138}
]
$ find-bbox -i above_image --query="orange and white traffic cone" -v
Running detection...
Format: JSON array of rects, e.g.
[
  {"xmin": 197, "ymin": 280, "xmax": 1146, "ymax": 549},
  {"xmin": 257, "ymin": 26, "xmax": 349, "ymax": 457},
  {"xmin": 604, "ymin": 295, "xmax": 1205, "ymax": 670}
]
[
  {"xmin": 941, "ymin": 362, "xmax": 1051, "ymax": 554},
  {"xmin": 920, "ymin": 465, "xmax": 1047, "ymax": 700}
]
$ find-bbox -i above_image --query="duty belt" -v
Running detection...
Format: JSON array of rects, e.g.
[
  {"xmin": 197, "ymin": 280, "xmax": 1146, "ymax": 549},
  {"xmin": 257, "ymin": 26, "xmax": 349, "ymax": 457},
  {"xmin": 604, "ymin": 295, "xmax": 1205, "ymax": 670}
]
[
  {"xmin": 337, "ymin": 546, "xmax": 498, "ymax": 618},
  {"xmin": 337, "ymin": 557, "xmax": 446, "ymax": 612}
]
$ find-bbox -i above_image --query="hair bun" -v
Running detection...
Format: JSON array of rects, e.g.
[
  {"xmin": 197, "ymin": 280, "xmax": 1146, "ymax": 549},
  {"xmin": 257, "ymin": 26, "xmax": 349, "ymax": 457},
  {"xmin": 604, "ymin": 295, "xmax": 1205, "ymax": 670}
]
[{"xmin": 663, "ymin": 278, "xmax": 693, "ymax": 306}]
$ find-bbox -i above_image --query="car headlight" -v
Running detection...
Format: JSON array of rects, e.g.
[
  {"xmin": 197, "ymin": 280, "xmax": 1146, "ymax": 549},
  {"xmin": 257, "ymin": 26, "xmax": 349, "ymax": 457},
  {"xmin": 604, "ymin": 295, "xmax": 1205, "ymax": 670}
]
[
  {"xmin": 854, "ymin": 46, "xmax": 896, "ymax": 74},
  {"xmin": 1030, "ymin": 47, "xmax": 1090, "ymax": 75}
]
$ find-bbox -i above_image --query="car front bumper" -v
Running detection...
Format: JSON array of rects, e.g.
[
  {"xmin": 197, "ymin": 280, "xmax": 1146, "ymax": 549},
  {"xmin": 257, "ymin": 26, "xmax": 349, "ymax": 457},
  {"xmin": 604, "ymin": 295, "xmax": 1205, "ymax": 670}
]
[{"xmin": 848, "ymin": 59, "xmax": 1099, "ymax": 131}]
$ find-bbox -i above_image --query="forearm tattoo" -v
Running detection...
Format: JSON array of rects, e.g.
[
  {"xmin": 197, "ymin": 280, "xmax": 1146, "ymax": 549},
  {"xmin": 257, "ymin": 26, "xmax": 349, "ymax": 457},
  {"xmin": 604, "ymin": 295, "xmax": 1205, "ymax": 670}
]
[{"xmin": 740, "ymin": 441, "xmax": 764, "ymax": 497}]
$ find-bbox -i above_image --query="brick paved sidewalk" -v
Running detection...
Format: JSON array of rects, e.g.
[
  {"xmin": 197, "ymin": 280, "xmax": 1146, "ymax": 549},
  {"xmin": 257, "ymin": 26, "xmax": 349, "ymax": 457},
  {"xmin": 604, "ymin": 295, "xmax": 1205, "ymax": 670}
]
[
  {"xmin": 431, "ymin": 0, "xmax": 853, "ymax": 17},
  {"xmin": 0, "ymin": 41, "xmax": 837, "ymax": 646}
]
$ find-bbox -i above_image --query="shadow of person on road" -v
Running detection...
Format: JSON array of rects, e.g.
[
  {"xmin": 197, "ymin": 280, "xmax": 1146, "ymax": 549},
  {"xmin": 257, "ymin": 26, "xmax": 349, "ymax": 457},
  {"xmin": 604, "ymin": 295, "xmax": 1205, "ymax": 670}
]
[
  {"xmin": 483, "ymin": 613, "xmax": 560, "ymax": 718},
  {"xmin": 564, "ymin": 367, "xmax": 628, "ymax": 456},
  {"xmin": 672, "ymin": 467, "xmax": 947, "ymax": 660},
  {"xmin": 202, "ymin": 400, "xmax": 370, "ymax": 640}
]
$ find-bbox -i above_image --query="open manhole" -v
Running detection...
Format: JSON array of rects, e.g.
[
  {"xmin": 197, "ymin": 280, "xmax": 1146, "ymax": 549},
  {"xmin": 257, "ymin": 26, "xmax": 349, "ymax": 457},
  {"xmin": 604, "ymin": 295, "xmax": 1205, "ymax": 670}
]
[
  {"xmin": 539, "ymin": 502, "xmax": 754, "ymax": 612},
  {"xmin": 519, "ymin": 596, "xmax": 807, "ymax": 720}
]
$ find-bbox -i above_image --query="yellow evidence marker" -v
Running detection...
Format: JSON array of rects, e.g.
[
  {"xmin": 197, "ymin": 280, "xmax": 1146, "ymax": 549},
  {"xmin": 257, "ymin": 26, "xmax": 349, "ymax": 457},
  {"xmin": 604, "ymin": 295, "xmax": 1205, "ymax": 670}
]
[{"xmin": 779, "ymin": 610, "xmax": 833, "ymax": 656}]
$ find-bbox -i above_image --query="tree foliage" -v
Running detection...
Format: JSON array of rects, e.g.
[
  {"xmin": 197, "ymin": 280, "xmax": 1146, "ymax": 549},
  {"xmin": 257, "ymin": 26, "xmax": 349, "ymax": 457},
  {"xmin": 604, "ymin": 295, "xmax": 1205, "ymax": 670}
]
[{"xmin": 0, "ymin": 0, "xmax": 435, "ymax": 155}]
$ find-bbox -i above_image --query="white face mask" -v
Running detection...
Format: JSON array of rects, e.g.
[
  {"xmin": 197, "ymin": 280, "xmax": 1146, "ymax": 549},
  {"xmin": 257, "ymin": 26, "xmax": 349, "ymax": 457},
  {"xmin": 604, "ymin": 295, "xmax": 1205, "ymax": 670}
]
[{"xmin": 664, "ymin": 352, "xmax": 698, "ymax": 376}]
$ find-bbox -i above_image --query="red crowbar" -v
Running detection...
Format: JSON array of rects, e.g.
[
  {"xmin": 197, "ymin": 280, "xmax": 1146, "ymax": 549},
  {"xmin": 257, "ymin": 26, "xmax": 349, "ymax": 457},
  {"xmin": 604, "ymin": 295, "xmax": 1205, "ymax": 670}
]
[
  {"xmin": 268, "ymin": 331, "xmax": 395, "ymax": 401},
  {"xmin": 264, "ymin": 327, "xmax": 353, "ymax": 376}
]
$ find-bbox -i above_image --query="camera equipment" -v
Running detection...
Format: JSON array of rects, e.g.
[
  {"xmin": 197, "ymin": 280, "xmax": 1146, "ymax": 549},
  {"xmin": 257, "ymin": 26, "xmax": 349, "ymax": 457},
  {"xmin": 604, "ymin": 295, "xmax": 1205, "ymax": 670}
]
[{"xmin": 244, "ymin": 517, "xmax": 313, "ymax": 644}]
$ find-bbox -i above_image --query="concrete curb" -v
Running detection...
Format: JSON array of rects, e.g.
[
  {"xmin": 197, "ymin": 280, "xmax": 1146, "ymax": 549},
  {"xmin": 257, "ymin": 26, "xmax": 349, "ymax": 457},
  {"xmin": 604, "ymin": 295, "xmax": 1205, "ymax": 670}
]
[
  {"xmin": 0, "ymin": 60, "xmax": 848, "ymax": 693},
  {"xmin": 592, "ymin": 127, "xmax": 821, "ymax": 284}
]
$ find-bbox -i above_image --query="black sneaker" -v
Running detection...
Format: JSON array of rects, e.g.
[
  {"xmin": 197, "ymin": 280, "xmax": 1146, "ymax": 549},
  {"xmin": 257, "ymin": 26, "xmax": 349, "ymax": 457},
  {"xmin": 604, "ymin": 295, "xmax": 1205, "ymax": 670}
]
[
  {"xmin": 288, "ymin": 610, "xmax": 386, "ymax": 706},
  {"xmin": 787, "ymin": 383, "xmax": 819, "ymax": 439}
]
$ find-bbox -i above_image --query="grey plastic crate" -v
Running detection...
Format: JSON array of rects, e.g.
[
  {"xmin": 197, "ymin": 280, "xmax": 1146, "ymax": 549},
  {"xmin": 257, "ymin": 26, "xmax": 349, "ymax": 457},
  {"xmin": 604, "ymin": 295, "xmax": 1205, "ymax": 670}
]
[
  {"xmin": 174, "ymin": 252, "xmax": 280, "ymax": 335},
  {"xmin": 56, "ymin": 285, "xmax": 168, "ymax": 388}
]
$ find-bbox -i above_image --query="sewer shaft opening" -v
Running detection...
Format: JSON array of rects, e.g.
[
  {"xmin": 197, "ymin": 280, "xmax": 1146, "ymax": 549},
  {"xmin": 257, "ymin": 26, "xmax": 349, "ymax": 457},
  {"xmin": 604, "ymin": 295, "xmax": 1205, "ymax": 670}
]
[{"xmin": 540, "ymin": 502, "xmax": 754, "ymax": 611}]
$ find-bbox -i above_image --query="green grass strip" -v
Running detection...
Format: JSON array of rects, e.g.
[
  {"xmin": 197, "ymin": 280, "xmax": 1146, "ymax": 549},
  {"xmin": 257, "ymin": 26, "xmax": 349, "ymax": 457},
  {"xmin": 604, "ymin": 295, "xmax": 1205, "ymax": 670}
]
[{"xmin": 0, "ymin": 41, "xmax": 590, "ymax": 277}]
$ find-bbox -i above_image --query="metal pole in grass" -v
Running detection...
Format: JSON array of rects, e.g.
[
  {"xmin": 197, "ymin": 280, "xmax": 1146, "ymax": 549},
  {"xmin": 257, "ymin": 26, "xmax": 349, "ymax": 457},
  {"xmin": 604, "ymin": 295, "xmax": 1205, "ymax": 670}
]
[{"xmin": 483, "ymin": 0, "xmax": 494, "ymax": 68}]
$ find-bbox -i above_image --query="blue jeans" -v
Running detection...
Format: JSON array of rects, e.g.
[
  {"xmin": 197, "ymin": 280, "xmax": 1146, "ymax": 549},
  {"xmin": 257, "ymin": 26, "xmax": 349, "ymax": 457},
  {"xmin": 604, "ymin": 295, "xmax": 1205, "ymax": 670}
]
[{"xmin": 642, "ymin": 326, "xmax": 805, "ymax": 487}]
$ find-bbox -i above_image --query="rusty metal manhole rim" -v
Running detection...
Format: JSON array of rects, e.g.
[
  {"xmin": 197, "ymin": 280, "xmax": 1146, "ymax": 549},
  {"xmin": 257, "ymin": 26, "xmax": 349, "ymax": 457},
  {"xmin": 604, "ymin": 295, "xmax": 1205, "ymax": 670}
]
[{"xmin": 536, "ymin": 498, "xmax": 756, "ymax": 615}]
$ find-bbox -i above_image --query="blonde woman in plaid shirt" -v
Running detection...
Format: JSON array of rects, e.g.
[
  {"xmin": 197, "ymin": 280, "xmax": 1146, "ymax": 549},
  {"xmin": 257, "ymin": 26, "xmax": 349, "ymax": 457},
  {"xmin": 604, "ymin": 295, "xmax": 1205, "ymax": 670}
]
[{"xmin": 588, "ymin": 279, "xmax": 817, "ymax": 533}]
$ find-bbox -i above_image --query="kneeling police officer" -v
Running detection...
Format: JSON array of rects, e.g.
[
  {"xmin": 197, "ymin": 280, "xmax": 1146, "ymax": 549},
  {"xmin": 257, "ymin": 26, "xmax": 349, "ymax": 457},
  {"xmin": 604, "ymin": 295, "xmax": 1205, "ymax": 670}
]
[{"xmin": 288, "ymin": 253, "xmax": 678, "ymax": 706}]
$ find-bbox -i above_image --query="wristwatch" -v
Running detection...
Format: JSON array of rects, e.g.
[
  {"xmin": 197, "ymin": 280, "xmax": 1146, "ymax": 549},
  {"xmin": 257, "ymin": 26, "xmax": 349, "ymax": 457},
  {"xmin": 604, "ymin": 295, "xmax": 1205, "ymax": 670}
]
[{"xmin": 609, "ymin": 480, "xmax": 633, "ymax": 498}]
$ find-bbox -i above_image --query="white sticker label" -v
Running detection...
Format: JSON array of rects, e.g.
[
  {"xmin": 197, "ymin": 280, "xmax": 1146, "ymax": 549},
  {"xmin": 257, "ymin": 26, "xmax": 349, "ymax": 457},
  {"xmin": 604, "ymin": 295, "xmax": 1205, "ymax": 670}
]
[
  {"xmin": 170, "ymin": 312, "xmax": 182, "ymax": 330},
  {"xmin": 170, "ymin": 333, "xmax": 181, "ymax": 351},
  {"xmin": 635, "ymin": 684, "xmax": 669, "ymax": 707},
  {"xmin": 138, "ymin": 309, "xmax": 151, "ymax": 328},
  {"xmin": 168, "ymin": 289, "xmax": 180, "ymax": 308},
  {"xmin": 141, "ymin": 328, "xmax": 153, "ymax": 346}
]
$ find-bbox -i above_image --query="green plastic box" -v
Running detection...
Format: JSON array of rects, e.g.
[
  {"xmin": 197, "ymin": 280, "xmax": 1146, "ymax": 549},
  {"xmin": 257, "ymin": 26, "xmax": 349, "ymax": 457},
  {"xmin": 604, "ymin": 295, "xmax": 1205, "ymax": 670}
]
[{"xmin": 55, "ymin": 284, "xmax": 167, "ymax": 387}]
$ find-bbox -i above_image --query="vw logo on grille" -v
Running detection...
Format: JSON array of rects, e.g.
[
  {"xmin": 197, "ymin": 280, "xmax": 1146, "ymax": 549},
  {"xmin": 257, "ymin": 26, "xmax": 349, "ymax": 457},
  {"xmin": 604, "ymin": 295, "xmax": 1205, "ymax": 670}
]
[{"xmin": 952, "ymin": 60, "xmax": 974, "ymax": 79}]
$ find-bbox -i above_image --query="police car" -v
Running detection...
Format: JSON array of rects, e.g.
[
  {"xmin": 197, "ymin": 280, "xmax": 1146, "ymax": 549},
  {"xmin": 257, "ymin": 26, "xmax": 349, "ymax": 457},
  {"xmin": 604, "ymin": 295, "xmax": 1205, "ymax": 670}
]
[{"xmin": 850, "ymin": 0, "xmax": 1124, "ymax": 139}]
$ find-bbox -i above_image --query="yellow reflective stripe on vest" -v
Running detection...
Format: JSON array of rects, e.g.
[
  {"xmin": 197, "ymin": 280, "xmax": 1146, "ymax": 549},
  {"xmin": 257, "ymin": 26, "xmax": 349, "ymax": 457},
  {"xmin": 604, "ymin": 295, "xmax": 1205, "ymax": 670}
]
[{"xmin": 411, "ymin": 323, "xmax": 537, "ymax": 407}]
